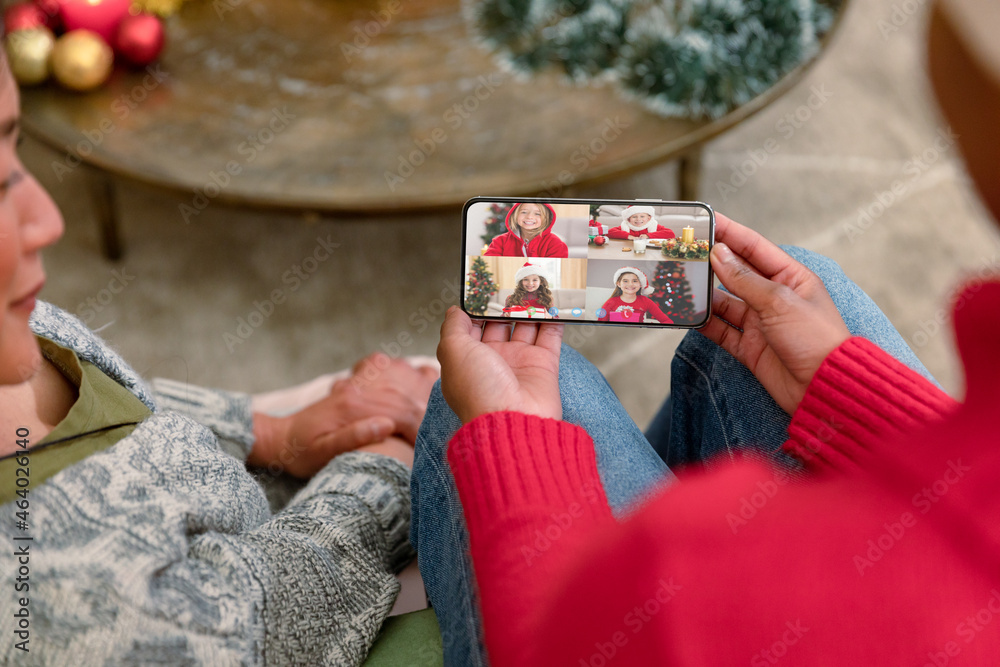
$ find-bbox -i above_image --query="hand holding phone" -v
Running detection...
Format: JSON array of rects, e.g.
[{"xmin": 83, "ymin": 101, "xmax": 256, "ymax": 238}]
[
  {"xmin": 438, "ymin": 307, "xmax": 564, "ymax": 425},
  {"xmin": 462, "ymin": 197, "xmax": 715, "ymax": 328},
  {"xmin": 700, "ymin": 214, "xmax": 850, "ymax": 414}
]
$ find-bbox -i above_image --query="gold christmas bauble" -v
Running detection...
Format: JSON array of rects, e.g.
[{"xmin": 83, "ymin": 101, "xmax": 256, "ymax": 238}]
[
  {"xmin": 51, "ymin": 30, "xmax": 114, "ymax": 92},
  {"xmin": 4, "ymin": 27, "xmax": 56, "ymax": 86}
]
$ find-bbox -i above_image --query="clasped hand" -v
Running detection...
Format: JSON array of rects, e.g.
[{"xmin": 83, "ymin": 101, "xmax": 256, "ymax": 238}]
[
  {"xmin": 438, "ymin": 214, "xmax": 850, "ymax": 423},
  {"xmin": 249, "ymin": 354, "xmax": 438, "ymax": 477}
]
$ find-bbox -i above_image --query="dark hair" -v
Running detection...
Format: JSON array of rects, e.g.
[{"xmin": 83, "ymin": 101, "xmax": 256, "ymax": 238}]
[{"xmin": 505, "ymin": 276, "xmax": 553, "ymax": 308}]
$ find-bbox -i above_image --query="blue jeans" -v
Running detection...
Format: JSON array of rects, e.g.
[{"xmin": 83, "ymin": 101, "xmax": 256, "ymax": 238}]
[{"xmin": 409, "ymin": 247, "xmax": 935, "ymax": 666}]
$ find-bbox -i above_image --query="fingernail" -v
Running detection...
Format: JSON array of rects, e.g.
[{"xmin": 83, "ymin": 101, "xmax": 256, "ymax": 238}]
[
  {"xmin": 713, "ymin": 242, "xmax": 733, "ymax": 261},
  {"xmin": 366, "ymin": 419, "xmax": 387, "ymax": 442}
]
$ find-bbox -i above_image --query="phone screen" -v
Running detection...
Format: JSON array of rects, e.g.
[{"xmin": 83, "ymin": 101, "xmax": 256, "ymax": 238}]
[{"xmin": 461, "ymin": 197, "xmax": 715, "ymax": 328}]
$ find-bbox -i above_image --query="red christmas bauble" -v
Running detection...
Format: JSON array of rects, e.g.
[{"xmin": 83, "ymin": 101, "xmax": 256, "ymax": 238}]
[
  {"xmin": 4, "ymin": 3, "xmax": 47, "ymax": 34},
  {"xmin": 32, "ymin": 0, "xmax": 64, "ymax": 32},
  {"xmin": 594, "ymin": 236, "xmax": 606, "ymax": 246},
  {"xmin": 60, "ymin": 0, "xmax": 130, "ymax": 43},
  {"xmin": 114, "ymin": 13, "xmax": 164, "ymax": 67}
]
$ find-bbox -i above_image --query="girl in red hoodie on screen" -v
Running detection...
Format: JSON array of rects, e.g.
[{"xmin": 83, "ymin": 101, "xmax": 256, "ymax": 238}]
[
  {"xmin": 597, "ymin": 267, "xmax": 673, "ymax": 324},
  {"xmin": 484, "ymin": 202, "xmax": 568, "ymax": 258},
  {"xmin": 503, "ymin": 263, "xmax": 554, "ymax": 316}
]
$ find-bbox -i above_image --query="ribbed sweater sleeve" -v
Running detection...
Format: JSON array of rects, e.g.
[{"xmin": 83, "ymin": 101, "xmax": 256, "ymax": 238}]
[
  {"xmin": 783, "ymin": 337, "xmax": 959, "ymax": 474},
  {"xmin": 447, "ymin": 412, "xmax": 615, "ymax": 666}
]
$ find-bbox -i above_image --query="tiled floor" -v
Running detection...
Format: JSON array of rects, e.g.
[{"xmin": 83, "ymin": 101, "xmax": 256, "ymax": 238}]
[{"xmin": 28, "ymin": 0, "xmax": 998, "ymax": 431}]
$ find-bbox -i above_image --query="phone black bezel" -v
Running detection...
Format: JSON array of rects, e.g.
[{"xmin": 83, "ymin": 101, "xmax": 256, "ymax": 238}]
[{"xmin": 460, "ymin": 196, "xmax": 715, "ymax": 330}]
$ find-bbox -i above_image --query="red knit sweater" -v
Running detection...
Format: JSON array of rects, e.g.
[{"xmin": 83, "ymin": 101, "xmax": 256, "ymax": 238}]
[{"xmin": 447, "ymin": 281, "xmax": 1000, "ymax": 666}]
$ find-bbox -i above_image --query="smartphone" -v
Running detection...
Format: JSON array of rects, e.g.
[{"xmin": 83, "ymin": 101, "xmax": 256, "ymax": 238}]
[{"xmin": 461, "ymin": 197, "xmax": 715, "ymax": 328}]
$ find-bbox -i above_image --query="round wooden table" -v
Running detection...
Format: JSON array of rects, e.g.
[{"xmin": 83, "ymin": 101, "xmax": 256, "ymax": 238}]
[{"xmin": 20, "ymin": 0, "xmax": 847, "ymax": 258}]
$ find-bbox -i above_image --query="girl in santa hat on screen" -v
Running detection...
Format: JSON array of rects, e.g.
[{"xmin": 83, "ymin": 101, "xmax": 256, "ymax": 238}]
[
  {"xmin": 503, "ymin": 263, "xmax": 555, "ymax": 318},
  {"xmin": 598, "ymin": 266, "xmax": 673, "ymax": 324},
  {"xmin": 484, "ymin": 202, "xmax": 568, "ymax": 258},
  {"xmin": 606, "ymin": 205, "xmax": 677, "ymax": 240}
]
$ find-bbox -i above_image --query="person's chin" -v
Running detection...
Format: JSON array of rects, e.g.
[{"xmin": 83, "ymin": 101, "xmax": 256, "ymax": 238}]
[{"xmin": 0, "ymin": 324, "xmax": 43, "ymax": 385}]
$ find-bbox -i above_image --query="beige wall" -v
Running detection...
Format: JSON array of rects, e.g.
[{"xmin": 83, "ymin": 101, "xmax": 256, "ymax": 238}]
[{"xmin": 475, "ymin": 257, "xmax": 587, "ymax": 290}]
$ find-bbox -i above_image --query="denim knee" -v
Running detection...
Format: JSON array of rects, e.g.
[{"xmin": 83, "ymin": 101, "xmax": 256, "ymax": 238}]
[
  {"xmin": 779, "ymin": 245, "xmax": 846, "ymax": 285},
  {"xmin": 559, "ymin": 342, "xmax": 599, "ymax": 378},
  {"xmin": 415, "ymin": 380, "xmax": 468, "ymax": 457}
]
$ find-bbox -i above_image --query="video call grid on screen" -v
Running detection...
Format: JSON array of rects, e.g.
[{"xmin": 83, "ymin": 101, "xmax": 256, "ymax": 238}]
[{"xmin": 462, "ymin": 199, "xmax": 714, "ymax": 328}]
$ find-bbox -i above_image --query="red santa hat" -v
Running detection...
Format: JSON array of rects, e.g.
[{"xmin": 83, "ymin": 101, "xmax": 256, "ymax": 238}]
[
  {"xmin": 620, "ymin": 205, "xmax": 659, "ymax": 233},
  {"xmin": 514, "ymin": 262, "xmax": 551, "ymax": 285},
  {"xmin": 613, "ymin": 266, "xmax": 653, "ymax": 295}
]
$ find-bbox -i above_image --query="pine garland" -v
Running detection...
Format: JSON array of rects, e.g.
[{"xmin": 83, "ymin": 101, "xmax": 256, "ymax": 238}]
[
  {"xmin": 468, "ymin": 0, "xmax": 839, "ymax": 118},
  {"xmin": 661, "ymin": 238, "xmax": 710, "ymax": 259}
]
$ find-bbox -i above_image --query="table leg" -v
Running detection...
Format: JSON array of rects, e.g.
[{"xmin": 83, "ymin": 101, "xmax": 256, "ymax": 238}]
[
  {"xmin": 87, "ymin": 168, "xmax": 124, "ymax": 261},
  {"xmin": 678, "ymin": 147, "xmax": 703, "ymax": 201}
]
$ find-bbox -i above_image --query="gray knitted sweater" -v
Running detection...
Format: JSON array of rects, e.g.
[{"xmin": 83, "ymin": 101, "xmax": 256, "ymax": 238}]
[{"xmin": 1, "ymin": 302, "xmax": 414, "ymax": 666}]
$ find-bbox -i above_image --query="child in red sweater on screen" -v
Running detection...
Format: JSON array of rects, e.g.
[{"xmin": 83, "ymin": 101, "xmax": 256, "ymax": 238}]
[
  {"xmin": 503, "ymin": 263, "xmax": 554, "ymax": 316},
  {"xmin": 484, "ymin": 203, "xmax": 568, "ymax": 258},
  {"xmin": 606, "ymin": 205, "xmax": 676, "ymax": 240},
  {"xmin": 598, "ymin": 267, "xmax": 673, "ymax": 324}
]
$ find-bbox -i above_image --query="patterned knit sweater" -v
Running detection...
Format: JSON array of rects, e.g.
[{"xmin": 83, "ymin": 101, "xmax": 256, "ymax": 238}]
[{"xmin": 1, "ymin": 302, "xmax": 414, "ymax": 666}]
